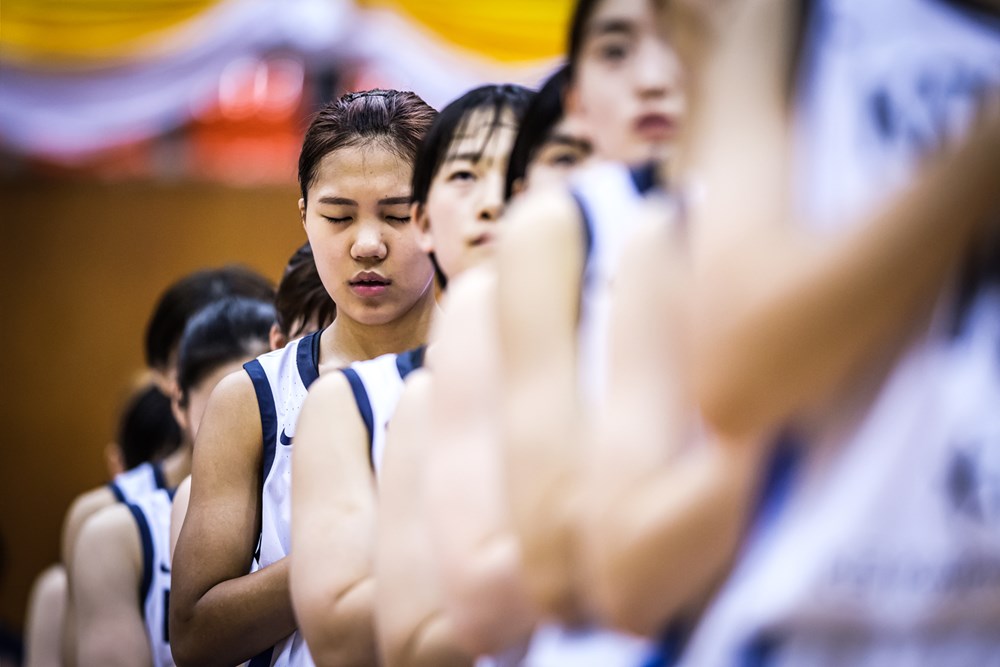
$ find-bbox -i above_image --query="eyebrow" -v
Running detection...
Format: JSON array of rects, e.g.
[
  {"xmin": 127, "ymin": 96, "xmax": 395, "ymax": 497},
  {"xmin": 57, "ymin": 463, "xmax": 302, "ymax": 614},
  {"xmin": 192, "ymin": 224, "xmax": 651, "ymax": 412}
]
[
  {"xmin": 589, "ymin": 19, "xmax": 634, "ymax": 38},
  {"xmin": 547, "ymin": 134, "xmax": 592, "ymax": 153},
  {"xmin": 317, "ymin": 196, "xmax": 411, "ymax": 206}
]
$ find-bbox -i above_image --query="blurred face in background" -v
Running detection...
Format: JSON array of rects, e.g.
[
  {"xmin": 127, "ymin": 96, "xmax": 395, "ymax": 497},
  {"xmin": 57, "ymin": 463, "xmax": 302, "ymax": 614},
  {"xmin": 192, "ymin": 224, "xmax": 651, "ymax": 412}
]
[
  {"xmin": 570, "ymin": 0, "xmax": 685, "ymax": 165},
  {"xmin": 417, "ymin": 107, "xmax": 520, "ymax": 279}
]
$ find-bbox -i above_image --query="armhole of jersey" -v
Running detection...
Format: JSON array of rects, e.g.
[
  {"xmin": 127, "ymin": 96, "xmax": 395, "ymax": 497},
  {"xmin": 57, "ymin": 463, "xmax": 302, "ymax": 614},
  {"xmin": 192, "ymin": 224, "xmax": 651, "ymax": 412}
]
[
  {"xmin": 297, "ymin": 330, "xmax": 322, "ymax": 388},
  {"xmin": 742, "ymin": 434, "xmax": 802, "ymax": 554},
  {"xmin": 628, "ymin": 162, "xmax": 659, "ymax": 195},
  {"xmin": 248, "ymin": 648, "xmax": 275, "ymax": 667},
  {"xmin": 341, "ymin": 368, "xmax": 376, "ymax": 468},
  {"xmin": 570, "ymin": 190, "xmax": 595, "ymax": 265},
  {"xmin": 125, "ymin": 503, "xmax": 155, "ymax": 614},
  {"xmin": 108, "ymin": 482, "xmax": 126, "ymax": 503},
  {"xmin": 152, "ymin": 462, "xmax": 167, "ymax": 490},
  {"xmin": 244, "ymin": 360, "xmax": 279, "ymax": 483},
  {"xmin": 395, "ymin": 345, "xmax": 426, "ymax": 380}
]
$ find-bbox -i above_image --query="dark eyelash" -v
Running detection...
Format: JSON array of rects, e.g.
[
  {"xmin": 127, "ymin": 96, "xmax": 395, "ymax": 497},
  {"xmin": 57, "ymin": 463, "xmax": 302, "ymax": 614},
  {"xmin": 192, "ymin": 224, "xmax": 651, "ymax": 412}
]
[
  {"xmin": 387, "ymin": 216, "xmax": 411, "ymax": 223},
  {"xmin": 322, "ymin": 216, "xmax": 351, "ymax": 224}
]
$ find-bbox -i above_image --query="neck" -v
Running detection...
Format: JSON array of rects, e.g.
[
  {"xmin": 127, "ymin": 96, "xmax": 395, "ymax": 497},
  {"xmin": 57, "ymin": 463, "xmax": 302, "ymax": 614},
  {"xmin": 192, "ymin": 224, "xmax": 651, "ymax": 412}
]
[
  {"xmin": 161, "ymin": 443, "xmax": 193, "ymax": 487},
  {"xmin": 322, "ymin": 288, "xmax": 438, "ymax": 368}
]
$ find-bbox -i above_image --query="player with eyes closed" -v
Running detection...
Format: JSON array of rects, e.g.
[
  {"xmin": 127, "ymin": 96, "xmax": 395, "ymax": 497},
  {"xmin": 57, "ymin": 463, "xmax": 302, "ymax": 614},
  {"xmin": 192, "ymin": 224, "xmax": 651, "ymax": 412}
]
[
  {"xmin": 290, "ymin": 84, "xmax": 533, "ymax": 667},
  {"xmin": 169, "ymin": 90, "xmax": 437, "ymax": 667}
]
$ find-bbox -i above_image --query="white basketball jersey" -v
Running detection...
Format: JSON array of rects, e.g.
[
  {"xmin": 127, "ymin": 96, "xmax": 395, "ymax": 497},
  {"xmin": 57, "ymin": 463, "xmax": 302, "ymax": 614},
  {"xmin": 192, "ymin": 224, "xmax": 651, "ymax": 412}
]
[
  {"xmin": 573, "ymin": 160, "xmax": 664, "ymax": 406},
  {"xmin": 341, "ymin": 346, "xmax": 426, "ymax": 479},
  {"xmin": 127, "ymin": 488, "xmax": 175, "ymax": 667},
  {"xmin": 678, "ymin": 2, "xmax": 1000, "ymax": 665},
  {"xmin": 243, "ymin": 330, "xmax": 322, "ymax": 667},
  {"xmin": 519, "ymin": 161, "xmax": 665, "ymax": 667},
  {"xmin": 109, "ymin": 461, "xmax": 167, "ymax": 504}
]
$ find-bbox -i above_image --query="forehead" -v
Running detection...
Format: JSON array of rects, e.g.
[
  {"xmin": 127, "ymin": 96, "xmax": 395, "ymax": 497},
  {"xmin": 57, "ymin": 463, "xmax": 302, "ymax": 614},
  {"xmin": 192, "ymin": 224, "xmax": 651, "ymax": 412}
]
[
  {"xmin": 445, "ymin": 107, "xmax": 519, "ymax": 160},
  {"xmin": 586, "ymin": 0, "xmax": 660, "ymax": 33},
  {"xmin": 309, "ymin": 144, "xmax": 412, "ymax": 200}
]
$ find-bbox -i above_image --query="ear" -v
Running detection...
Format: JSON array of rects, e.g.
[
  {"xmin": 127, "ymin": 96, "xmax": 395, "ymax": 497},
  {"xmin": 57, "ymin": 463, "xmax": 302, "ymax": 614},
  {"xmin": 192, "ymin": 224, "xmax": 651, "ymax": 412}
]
[
  {"xmin": 269, "ymin": 322, "xmax": 287, "ymax": 351},
  {"xmin": 298, "ymin": 198, "xmax": 307, "ymax": 230},
  {"xmin": 564, "ymin": 82, "xmax": 583, "ymax": 116},
  {"xmin": 511, "ymin": 177, "xmax": 526, "ymax": 198},
  {"xmin": 413, "ymin": 202, "xmax": 434, "ymax": 254},
  {"xmin": 170, "ymin": 389, "xmax": 191, "ymax": 441},
  {"xmin": 104, "ymin": 442, "xmax": 125, "ymax": 477}
]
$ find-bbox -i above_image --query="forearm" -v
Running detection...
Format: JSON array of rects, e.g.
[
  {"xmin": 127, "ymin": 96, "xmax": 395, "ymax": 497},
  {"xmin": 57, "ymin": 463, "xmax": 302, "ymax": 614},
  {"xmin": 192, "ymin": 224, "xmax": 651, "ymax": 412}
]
[
  {"xmin": 504, "ymin": 385, "xmax": 584, "ymax": 622},
  {"xmin": 171, "ymin": 558, "xmax": 295, "ymax": 667},
  {"xmin": 696, "ymin": 118, "xmax": 1000, "ymax": 440},
  {"xmin": 301, "ymin": 576, "xmax": 377, "ymax": 667}
]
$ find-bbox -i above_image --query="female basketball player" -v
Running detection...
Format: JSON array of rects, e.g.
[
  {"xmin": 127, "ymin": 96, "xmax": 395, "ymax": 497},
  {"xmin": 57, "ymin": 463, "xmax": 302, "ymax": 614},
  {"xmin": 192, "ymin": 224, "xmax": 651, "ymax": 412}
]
[
  {"xmin": 495, "ymin": 3, "xmax": 684, "ymax": 664},
  {"xmin": 663, "ymin": 2, "xmax": 1000, "ymax": 664},
  {"xmin": 405, "ymin": 66, "xmax": 594, "ymax": 665},
  {"xmin": 170, "ymin": 90, "xmax": 438, "ymax": 667},
  {"xmin": 72, "ymin": 297, "xmax": 275, "ymax": 667},
  {"xmin": 290, "ymin": 84, "xmax": 532, "ymax": 667},
  {"xmin": 59, "ymin": 266, "xmax": 273, "ymax": 667}
]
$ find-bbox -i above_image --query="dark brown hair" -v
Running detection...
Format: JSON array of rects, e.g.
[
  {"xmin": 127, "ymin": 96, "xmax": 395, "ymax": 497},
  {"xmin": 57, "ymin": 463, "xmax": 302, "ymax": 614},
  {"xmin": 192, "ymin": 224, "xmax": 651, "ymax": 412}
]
[{"xmin": 298, "ymin": 89, "xmax": 437, "ymax": 203}]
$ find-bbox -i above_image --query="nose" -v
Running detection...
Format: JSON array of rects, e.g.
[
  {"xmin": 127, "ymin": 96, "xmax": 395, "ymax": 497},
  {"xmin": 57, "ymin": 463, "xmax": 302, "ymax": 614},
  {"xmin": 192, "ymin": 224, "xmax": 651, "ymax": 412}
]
[
  {"xmin": 478, "ymin": 169, "xmax": 505, "ymax": 222},
  {"xmin": 635, "ymin": 38, "xmax": 679, "ymax": 100},
  {"xmin": 351, "ymin": 219, "xmax": 387, "ymax": 261}
]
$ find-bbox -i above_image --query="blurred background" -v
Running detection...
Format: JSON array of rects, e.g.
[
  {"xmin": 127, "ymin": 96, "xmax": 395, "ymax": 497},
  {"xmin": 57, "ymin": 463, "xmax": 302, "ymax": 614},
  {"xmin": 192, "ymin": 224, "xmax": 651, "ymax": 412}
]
[{"xmin": 0, "ymin": 0, "xmax": 573, "ymax": 641}]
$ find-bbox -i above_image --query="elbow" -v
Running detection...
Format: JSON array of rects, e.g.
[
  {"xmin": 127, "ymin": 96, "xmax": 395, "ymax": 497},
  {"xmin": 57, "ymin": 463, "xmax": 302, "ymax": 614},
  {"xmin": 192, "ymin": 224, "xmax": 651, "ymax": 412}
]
[{"xmin": 296, "ymin": 583, "xmax": 376, "ymax": 667}]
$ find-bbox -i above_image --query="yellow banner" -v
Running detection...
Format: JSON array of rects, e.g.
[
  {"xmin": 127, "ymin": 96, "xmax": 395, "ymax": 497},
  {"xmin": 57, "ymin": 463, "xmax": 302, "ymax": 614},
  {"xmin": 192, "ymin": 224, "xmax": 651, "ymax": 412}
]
[
  {"xmin": 0, "ymin": 0, "xmax": 221, "ymax": 63},
  {"xmin": 359, "ymin": 0, "xmax": 574, "ymax": 63}
]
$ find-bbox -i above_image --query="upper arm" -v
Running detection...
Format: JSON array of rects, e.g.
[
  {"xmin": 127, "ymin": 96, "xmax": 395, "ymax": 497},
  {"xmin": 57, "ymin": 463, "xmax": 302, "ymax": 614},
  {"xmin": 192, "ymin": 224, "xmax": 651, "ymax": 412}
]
[
  {"xmin": 423, "ymin": 275, "xmax": 537, "ymax": 653},
  {"xmin": 71, "ymin": 506, "xmax": 151, "ymax": 667},
  {"xmin": 290, "ymin": 372, "xmax": 377, "ymax": 627},
  {"xmin": 24, "ymin": 565, "xmax": 67, "ymax": 667},
  {"xmin": 376, "ymin": 372, "xmax": 469, "ymax": 667},
  {"xmin": 171, "ymin": 370, "xmax": 263, "ymax": 616},
  {"xmin": 169, "ymin": 475, "xmax": 191, "ymax": 563},
  {"xmin": 497, "ymin": 190, "xmax": 584, "ymax": 394}
]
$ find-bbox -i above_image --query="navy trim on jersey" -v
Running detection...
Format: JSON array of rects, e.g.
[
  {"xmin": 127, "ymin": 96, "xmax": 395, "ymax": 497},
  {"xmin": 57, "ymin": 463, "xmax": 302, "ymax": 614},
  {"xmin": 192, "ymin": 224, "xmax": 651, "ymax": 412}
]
[
  {"xmin": 396, "ymin": 345, "xmax": 427, "ymax": 380},
  {"xmin": 297, "ymin": 330, "xmax": 322, "ymax": 388},
  {"xmin": 108, "ymin": 481, "xmax": 126, "ymax": 503},
  {"xmin": 248, "ymin": 647, "xmax": 275, "ymax": 667},
  {"xmin": 629, "ymin": 162, "xmax": 659, "ymax": 195},
  {"xmin": 739, "ymin": 631, "xmax": 780, "ymax": 667},
  {"xmin": 570, "ymin": 191, "xmax": 595, "ymax": 264},
  {"xmin": 342, "ymin": 368, "xmax": 376, "ymax": 456},
  {"xmin": 244, "ymin": 359, "xmax": 279, "ymax": 483},
  {"xmin": 744, "ymin": 434, "xmax": 802, "ymax": 550},
  {"xmin": 126, "ymin": 503, "xmax": 155, "ymax": 614},
  {"xmin": 152, "ymin": 462, "xmax": 167, "ymax": 490},
  {"xmin": 640, "ymin": 620, "xmax": 689, "ymax": 667}
]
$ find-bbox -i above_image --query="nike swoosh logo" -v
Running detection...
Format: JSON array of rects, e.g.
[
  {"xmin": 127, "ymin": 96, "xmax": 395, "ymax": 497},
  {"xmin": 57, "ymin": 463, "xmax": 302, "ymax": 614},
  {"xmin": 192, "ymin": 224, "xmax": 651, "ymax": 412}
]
[
  {"xmin": 160, "ymin": 563, "xmax": 170, "ymax": 574},
  {"xmin": 280, "ymin": 429, "xmax": 293, "ymax": 446}
]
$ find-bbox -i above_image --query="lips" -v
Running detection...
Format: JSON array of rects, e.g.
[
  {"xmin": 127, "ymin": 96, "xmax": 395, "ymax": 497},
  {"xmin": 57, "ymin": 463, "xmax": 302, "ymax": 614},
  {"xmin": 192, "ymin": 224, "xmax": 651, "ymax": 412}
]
[
  {"xmin": 468, "ymin": 231, "xmax": 496, "ymax": 248},
  {"xmin": 635, "ymin": 113, "xmax": 677, "ymax": 141},
  {"xmin": 349, "ymin": 271, "xmax": 391, "ymax": 298}
]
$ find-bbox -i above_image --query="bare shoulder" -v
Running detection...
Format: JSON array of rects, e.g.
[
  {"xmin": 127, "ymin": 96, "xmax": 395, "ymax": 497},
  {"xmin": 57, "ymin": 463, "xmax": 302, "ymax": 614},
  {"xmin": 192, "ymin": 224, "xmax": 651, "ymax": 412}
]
[
  {"xmin": 302, "ymin": 369, "xmax": 353, "ymax": 405},
  {"xmin": 74, "ymin": 504, "xmax": 141, "ymax": 571},
  {"xmin": 62, "ymin": 485, "xmax": 117, "ymax": 562},
  {"xmin": 500, "ymin": 186, "xmax": 582, "ymax": 248}
]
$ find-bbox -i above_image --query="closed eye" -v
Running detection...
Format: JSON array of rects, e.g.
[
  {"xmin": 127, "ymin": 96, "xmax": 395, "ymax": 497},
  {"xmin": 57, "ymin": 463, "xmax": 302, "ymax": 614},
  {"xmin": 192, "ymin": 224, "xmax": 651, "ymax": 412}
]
[
  {"xmin": 386, "ymin": 215, "xmax": 411, "ymax": 223},
  {"xmin": 322, "ymin": 216, "xmax": 351, "ymax": 224},
  {"xmin": 448, "ymin": 170, "xmax": 476, "ymax": 183}
]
